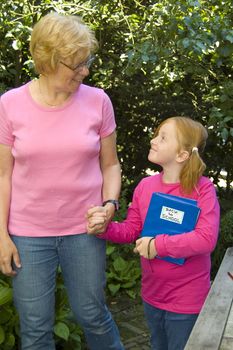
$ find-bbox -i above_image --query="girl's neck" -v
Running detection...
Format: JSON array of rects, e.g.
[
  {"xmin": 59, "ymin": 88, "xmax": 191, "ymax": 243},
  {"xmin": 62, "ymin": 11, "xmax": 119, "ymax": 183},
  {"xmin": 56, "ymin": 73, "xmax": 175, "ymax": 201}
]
[{"xmin": 162, "ymin": 167, "xmax": 182, "ymax": 184}]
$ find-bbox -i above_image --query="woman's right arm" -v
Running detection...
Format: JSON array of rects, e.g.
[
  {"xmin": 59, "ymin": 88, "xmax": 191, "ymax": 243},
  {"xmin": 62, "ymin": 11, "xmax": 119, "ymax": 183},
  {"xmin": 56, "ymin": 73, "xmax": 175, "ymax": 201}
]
[{"xmin": 0, "ymin": 144, "xmax": 21, "ymax": 276}]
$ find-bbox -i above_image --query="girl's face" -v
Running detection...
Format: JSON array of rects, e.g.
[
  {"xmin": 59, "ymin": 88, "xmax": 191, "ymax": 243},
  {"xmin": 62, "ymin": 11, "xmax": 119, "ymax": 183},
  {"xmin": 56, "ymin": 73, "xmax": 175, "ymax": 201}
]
[{"xmin": 148, "ymin": 119, "xmax": 181, "ymax": 167}]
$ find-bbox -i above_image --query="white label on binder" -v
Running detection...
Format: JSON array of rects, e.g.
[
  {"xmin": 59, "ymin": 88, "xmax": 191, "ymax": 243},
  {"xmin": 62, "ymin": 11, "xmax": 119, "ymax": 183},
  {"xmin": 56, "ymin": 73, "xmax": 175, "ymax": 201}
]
[{"xmin": 160, "ymin": 206, "xmax": 184, "ymax": 225}]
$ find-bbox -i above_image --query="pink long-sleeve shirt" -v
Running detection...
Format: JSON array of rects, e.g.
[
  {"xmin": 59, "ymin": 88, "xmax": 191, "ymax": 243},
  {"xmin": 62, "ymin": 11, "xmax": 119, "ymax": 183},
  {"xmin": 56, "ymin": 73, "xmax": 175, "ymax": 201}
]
[{"xmin": 101, "ymin": 173, "xmax": 220, "ymax": 314}]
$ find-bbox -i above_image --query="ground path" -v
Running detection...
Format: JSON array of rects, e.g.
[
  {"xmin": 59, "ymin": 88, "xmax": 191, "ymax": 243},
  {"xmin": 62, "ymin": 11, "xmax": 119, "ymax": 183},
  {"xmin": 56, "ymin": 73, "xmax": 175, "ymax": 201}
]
[{"xmin": 109, "ymin": 294, "xmax": 151, "ymax": 350}]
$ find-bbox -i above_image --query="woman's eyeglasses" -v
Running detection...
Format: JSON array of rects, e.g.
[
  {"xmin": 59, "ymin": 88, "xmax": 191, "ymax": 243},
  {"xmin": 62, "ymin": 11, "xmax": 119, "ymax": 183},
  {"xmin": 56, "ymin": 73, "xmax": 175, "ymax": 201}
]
[{"xmin": 60, "ymin": 56, "xmax": 95, "ymax": 72}]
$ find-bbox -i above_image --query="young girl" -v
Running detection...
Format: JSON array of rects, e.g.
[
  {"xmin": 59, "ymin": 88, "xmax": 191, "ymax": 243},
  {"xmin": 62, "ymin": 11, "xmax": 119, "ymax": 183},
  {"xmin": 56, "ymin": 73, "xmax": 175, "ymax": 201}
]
[{"xmin": 87, "ymin": 116, "xmax": 220, "ymax": 350}]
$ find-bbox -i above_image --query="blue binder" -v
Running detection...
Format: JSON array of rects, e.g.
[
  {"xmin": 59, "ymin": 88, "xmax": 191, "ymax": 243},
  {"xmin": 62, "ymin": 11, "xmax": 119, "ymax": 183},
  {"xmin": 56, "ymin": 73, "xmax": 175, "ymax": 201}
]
[{"xmin": 141, "ymin": 192, "xmax": 201, "ymax": 265}]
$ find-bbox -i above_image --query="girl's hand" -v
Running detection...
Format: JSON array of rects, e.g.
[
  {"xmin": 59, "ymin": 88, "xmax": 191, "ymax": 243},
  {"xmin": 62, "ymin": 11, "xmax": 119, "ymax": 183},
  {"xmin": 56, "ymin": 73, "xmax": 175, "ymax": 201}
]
[
  {"xmin": 86, "ymin": 206, "xmax": 108, "ymax": 234},
  {"xmin": 133, "ymin": 237, "xmax": 157, "ymax": 259}
]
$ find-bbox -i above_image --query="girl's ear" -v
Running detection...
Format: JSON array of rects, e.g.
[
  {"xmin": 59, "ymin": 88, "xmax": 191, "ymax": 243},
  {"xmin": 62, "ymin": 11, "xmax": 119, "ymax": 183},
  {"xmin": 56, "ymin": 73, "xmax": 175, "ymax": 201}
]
[{"xmin": 176, "ymin": 150, "xmax": 190, "ymax": 163}]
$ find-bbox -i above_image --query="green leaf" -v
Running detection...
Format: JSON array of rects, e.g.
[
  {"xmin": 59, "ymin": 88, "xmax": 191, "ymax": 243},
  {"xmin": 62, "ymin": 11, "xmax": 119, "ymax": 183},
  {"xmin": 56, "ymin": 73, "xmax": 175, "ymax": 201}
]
[
  {"xmin": 0, "ymin": 325, "xmax": 5, "ymax": 345},
  {"xmin": 69, "ymin": 333, "xmax": 81, "ymax": 343},
  {"xmin": 0, "ymin": 286, "xmax": 13, "ymax": 305},
  {"xmin": 182, "ymin": 38, "xmax": 191, "ymax": 48},
  {"xmin": 221, "ymin": 128, "xmax": 228, "ymax": 141},
  {"xmin": 108, "ymin": 283, "xmax": 121, "ymax": 295},
  {"xmin": 220, "ymin": 94, "xmax": 228, "ymax": 102},
  {"xmin": 54, "ymin": 322, "xmax": 70, "ymax": 341},
  {"xmin": 121, "ymin": 281, "xmax": 136, "ymax": 288},
  {"xmin": 219, "ymin": 45, "xmax": 233, "ymax": 57},
  {"xmin": 106, "ymin": 245, "xmax": 115, "ymax": 255},
  {"xmin": 0, "ymin": 308, "xmax": 12, "ymax": 324},
  {"xmin": 141, "ymin": 54, "xmax": 149, "ymax": 62},
  {"xmin": 225, "ymin": 34, "xmax": 233, "ymax": 43},
  {"xmin": 113, "ymin": 257, "xmax": 127, "ymax": 272},
  {"xmin": 223, "ymin": 116, "xmax": 233, "ymax": 123},
  {"xmin": 126, "ymin": 290, "xmax": 136, "ymax": 299},
  {"xmin": 55, "ymin": 309, "xmax": 69, "ymax": 321},
  {"xmin": 195, "ymin": 40, "xmax": 206, "ymax": 52},
  {"xmin": 5, "ymin": 333, "xmax": 15, "ymax": 347}
]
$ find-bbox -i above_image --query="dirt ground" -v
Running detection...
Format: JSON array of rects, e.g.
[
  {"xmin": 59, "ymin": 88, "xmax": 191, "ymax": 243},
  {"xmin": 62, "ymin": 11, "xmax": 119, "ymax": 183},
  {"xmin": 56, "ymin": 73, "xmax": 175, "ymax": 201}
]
[{"xmin": 108, "ymin": 294, "xmax": 151, "ymax": 350}]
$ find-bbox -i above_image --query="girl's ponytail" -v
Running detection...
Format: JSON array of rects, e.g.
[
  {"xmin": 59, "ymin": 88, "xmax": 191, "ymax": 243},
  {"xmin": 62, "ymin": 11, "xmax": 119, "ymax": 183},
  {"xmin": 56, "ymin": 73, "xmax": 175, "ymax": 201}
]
[
  {"xmin": 168, "ymin": 117, "xmax": 208, "ymax": 194},
  {"xmin": 180, "ymin": 146, "xmax": 206, "ymax": 193}
]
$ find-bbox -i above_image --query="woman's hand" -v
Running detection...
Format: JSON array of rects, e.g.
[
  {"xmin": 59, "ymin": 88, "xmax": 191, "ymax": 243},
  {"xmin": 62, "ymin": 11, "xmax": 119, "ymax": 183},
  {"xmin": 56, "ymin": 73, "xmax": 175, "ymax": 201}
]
[
  {"xmin": 0, "ymin": 233, "xmax": 21, "ymax": 276},
  {"xmin": 86, "ymin": 206, "xmax": 109, "ymax": 234},
  {"xmin": 133, "ymin": 237, "xmax": 157, "ymax": 259}
]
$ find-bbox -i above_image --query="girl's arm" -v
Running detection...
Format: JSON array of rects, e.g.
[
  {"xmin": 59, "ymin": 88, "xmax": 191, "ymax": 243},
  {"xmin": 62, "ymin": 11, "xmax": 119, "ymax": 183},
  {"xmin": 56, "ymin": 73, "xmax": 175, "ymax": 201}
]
[
  {"xmin": 99, "ymin": 203, "xmax": 143, "ymax": 244},
  {"xmin": 155, "ymin": 179, "xmax": 220, "ymax": 259},
  {"xmin": 87, "ymin": 185, "xmax": 143, "ymax": 244}
]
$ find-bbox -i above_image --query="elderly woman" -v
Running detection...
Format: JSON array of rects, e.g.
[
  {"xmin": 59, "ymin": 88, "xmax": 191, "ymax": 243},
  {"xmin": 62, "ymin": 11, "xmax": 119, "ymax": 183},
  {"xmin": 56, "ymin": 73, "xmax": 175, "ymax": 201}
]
[{"xmin": 0, "ymin": 12, "xmax": 124, "ymax": 350}]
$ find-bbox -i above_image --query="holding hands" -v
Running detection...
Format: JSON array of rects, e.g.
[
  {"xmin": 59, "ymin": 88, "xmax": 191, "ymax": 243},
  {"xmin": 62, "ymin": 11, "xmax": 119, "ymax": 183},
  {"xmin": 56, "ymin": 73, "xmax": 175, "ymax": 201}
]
[
  {"xmin": 86, "ymin": 206, "xmax": 157, "ymax": 259},
  {"xmin": 86, "ymin": 205, "xmax": 110, "ymax": 234}
]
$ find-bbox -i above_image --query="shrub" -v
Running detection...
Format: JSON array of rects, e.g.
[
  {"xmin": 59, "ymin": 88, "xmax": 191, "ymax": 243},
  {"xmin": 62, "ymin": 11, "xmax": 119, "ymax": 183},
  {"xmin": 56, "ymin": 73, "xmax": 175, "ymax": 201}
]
[
  {"xmin": 211, "ymin": 209, "xmax": 233, "ymax": 278},
  {"xmin": 0, "ymin": 276, "xmax": 19, "ymax": 349}
]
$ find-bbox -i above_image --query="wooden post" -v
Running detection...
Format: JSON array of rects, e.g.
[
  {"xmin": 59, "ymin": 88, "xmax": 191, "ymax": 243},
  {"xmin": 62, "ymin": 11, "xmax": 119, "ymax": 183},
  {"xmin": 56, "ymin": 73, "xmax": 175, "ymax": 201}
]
[{"xmin": 185, "ymin": 247, "xmax": 233, "ymax": 350}]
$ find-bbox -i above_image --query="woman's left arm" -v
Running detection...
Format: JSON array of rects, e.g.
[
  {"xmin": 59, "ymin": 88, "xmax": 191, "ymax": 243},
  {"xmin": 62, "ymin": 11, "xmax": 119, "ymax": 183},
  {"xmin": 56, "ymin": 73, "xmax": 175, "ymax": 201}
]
[{"xmin": 99, "ymin": 131, "xmax": 121, "ymax": 226}]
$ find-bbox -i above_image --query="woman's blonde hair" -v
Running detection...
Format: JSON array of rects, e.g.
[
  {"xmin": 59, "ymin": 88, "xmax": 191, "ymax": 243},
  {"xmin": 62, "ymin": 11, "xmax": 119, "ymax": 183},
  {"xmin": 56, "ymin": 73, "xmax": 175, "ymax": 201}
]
[
  {"xmin": 30, "ymin": 12, "xmax": 98, "ymax": 74},
  {"xmin": 156, "ymin": 116, "xmax": 208, "ymax": 194}
]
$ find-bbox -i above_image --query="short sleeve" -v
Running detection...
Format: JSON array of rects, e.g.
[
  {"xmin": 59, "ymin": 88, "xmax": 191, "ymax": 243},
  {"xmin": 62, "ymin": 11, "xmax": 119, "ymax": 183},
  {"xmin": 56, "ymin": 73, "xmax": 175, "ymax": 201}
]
[
  {"xmin": 0, "ymin": 97, "xmax": 14, "ymax": 146},
  {"xmin": 99, "ymin": 92, "xmax": 116, "ymax": 138}
]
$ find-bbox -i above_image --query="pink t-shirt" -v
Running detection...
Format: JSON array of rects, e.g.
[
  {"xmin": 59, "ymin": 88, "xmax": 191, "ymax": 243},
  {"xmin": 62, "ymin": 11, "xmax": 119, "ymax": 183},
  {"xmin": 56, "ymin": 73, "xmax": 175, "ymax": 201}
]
[
  {"xmin": 0, "ymin": 82, "xmax": 116, "ymax": 236},
  {"xmin": 100, "ymin": 173, "xmax": 220, "ymax": 314}
]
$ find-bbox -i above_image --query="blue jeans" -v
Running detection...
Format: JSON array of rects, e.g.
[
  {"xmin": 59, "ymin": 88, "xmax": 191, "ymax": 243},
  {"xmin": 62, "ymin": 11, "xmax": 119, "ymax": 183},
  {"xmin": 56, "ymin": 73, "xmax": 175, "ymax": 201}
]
[
  {"xmin": 11, "ymin": 234, "xmax": 124, "ymax": 350},
  {"xmin": 143, "ymin": 301, "xmax": 198, "ymax": 350}
]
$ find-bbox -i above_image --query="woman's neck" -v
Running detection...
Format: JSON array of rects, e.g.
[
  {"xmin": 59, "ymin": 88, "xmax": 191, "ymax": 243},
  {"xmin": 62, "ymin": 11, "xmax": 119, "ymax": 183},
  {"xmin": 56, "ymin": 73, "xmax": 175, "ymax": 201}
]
[{"xmin": 36, "ymin": 75, "xmax": 72, "ymax": 107}]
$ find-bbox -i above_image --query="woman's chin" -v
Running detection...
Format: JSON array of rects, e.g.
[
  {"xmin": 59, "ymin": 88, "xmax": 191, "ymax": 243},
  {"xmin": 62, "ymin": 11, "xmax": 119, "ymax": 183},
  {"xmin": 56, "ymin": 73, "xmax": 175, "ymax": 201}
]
[{"xmin": 72, "ymin": 79, "xmax": 82, "ymax": 87}]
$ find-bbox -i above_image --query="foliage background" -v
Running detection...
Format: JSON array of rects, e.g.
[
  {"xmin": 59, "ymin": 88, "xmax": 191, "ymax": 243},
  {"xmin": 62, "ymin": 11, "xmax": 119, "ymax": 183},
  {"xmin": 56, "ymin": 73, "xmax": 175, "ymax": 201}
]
[{"xmin": 0, "ymin": 0, "xmax": 233, "ymax": 348}]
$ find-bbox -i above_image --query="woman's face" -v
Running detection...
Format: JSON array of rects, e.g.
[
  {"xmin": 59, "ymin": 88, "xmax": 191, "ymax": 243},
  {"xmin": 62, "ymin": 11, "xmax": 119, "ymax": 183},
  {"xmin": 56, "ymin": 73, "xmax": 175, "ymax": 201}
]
[{"xmin": 50, "ymin": 56, "xmax": 91, "ymax": 93}]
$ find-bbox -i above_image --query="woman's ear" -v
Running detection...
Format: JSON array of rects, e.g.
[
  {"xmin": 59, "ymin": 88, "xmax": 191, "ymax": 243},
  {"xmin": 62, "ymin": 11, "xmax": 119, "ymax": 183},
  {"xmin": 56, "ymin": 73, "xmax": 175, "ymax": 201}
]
[{"xmin": 176, "ymin": 150, "xmax": 190, "ymax": 163}]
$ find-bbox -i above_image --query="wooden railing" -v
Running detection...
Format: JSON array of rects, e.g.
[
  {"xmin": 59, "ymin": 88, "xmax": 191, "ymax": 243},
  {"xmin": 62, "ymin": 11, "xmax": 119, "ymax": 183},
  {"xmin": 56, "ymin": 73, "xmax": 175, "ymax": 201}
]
[{"xmin": 185, "ymin": 247, "xmax": 233, "ymax": 350}]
